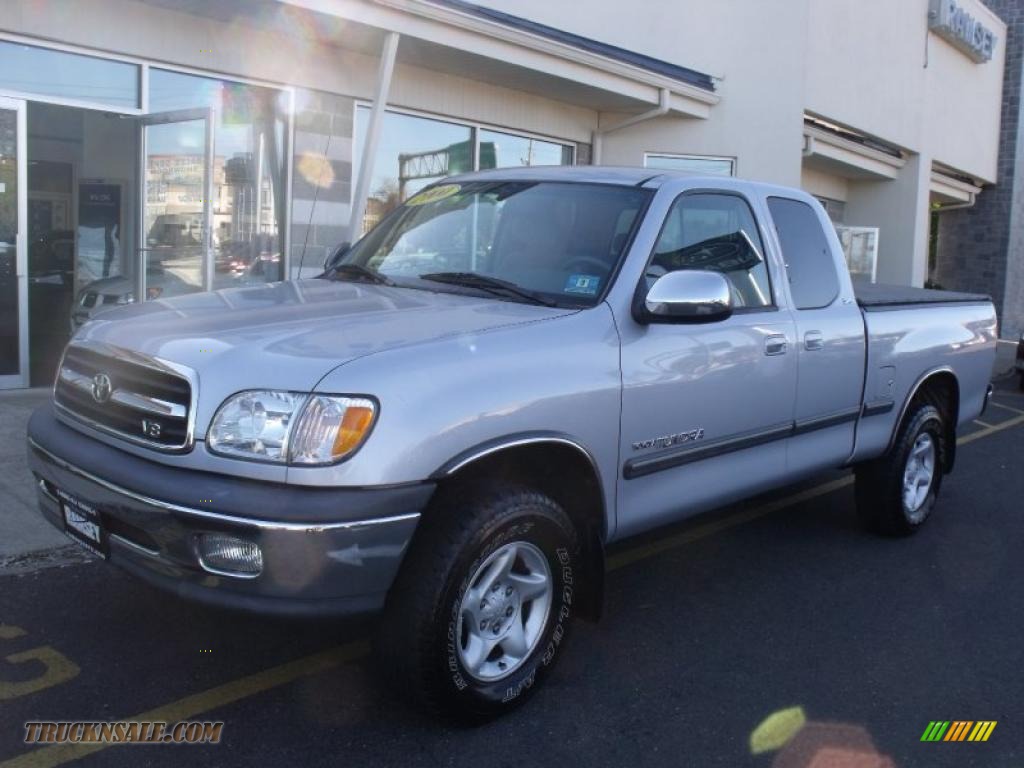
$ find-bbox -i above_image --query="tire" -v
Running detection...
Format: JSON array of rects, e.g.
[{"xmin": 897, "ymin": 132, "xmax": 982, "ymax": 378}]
[
  {"xmin": 376, "ymin": 484, "xmax": 580, "ymax": 722},
  {"xmin": 1018, "ymin": 371, "xmax": 1024, "ymax": 392},
  {"xmin": 855, "ymin": 402, "xmax": 946, "ymax": 536}
]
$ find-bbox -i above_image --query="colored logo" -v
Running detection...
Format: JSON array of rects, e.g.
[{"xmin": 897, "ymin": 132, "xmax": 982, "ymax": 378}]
[{"xmin": 920, "ymin": 721, "xmax": 997, "ymax": 742}]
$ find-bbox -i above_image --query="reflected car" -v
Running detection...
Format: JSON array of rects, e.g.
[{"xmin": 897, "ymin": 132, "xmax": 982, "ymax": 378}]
[
  {"xmin": 71, "ymin": 268, "xmax": 194, "ymax": 330},
  {"xmin": 215, "ymin": 237, "xmax": 281, "ymax": 282}
]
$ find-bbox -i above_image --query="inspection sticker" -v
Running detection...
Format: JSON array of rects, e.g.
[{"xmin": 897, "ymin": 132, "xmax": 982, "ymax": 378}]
[
  {"xmin": 564, "ymin": 274, "xmax": 601, "ymax": 295},
  {"xmin": 406, "ymin": 184, "xmax": 461, "ymax": 206}
]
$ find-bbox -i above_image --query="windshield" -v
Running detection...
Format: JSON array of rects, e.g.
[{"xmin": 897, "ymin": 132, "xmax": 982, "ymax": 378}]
[{"xmin": 335, "ymin": 181, "xmax": 651, "ymax": 306}]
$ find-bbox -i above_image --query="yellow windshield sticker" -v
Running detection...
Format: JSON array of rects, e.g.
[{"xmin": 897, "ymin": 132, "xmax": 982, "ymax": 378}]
[{"xmin": 406, "ymin": 184, "xmax": 461, "ymax": 206}]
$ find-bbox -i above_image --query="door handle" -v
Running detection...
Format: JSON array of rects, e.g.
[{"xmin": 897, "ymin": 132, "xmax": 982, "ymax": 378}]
[
  {"xmin": 804, "ymin": 331, "xmax": 825, "ymax": 351},
  {"xmin": 765, "ymin": 334, "xmax": 788, "ymax": 356}
]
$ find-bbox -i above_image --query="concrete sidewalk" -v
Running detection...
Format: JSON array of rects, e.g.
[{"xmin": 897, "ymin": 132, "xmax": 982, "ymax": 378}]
[{"xmin": 0, "ymin": 388, "xmax": 68, "ymax": 559}]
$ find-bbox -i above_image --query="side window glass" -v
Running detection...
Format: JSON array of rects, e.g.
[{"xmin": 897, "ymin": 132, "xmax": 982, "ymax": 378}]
[
  {"xmin": 649, "ymin": 193, "xmax": 772, "ymax": 309},
  {"xmin": 767, "ymin": 197, "xmax": 839, "ymax": 310}
]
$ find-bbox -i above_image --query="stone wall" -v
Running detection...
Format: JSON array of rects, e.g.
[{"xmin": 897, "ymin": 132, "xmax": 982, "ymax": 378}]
[{"xmin": 934, "ymin": 0, "xmax": 1024, "ymax": 337}]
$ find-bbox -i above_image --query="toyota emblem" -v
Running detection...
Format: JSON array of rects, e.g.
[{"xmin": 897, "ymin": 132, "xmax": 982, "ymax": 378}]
[{"xmin": 91, "ymin": 373, "xmax": 113, "ymax": 403}]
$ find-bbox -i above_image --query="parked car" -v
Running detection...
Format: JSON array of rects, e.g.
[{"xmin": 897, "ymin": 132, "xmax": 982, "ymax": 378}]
[
  {"xmin": 27, "ymin": 167, "xmax": 997, "ymax": 720},
  {"xmin": 71, "ymin": 268, "xmax": 195, "ymax": 330}
]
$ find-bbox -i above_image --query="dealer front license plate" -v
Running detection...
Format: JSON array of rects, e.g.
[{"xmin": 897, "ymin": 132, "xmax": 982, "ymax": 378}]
[{"xmin": 57, "ymin": 488, "xmax": 109, "ymax": 560}]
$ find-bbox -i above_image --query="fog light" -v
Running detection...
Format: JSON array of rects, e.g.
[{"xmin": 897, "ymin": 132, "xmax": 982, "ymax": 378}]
[{"xmin": 196, "ymin": 534, "xmax": 263, "ymax": 577}]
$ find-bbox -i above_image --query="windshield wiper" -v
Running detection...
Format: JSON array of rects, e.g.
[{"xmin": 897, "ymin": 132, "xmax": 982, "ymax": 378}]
[
  {"xmin": 418, "ymin": 272, "xmax": 558, "ymax": 307},
  {"xmin": 327, "ymin": 263, "xmax": 396, "ymax": 286}
]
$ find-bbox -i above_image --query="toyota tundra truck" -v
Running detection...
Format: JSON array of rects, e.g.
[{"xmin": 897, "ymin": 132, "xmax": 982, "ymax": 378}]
[{"xmin": 26, "ymin": 167, "xmax": 997, "ymax": 719}]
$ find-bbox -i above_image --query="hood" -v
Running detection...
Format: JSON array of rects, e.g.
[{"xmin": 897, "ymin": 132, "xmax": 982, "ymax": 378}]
[{"xmin": 73, "ymin": 279, "xmax": 574, "ymax": 392}]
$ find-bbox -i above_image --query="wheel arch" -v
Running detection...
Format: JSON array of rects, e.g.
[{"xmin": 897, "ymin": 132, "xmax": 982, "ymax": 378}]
[
  {"xmin": 429, "ymin": 432, "xmax": 608, "ymax": 621},
  {"xmin": 889, "ymin": 367, "xmax": 960, "ymax": 473}
]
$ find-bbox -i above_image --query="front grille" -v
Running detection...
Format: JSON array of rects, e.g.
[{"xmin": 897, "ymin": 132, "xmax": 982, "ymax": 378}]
[{"xmin": 55, "ymin": 344, "xmax": 194, "ymax": 451}]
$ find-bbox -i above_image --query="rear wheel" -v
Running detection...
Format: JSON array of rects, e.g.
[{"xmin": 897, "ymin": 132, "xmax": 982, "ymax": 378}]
[
  {"xmin": 855, "ymin": 402, "xmax": 945, "ymax": 535},
  {"xmin": 377, "ymin": 484, "xmax": 579, "ymax": 721}
]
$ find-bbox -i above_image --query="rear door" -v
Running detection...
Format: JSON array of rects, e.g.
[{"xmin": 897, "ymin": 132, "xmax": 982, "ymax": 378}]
[{"xmin": 765, "ymin": 196, "xmax": 866, "ymax": 474}]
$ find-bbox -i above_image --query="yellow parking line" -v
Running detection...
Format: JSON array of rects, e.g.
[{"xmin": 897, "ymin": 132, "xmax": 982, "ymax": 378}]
[
  {"xmin": 4, "ymin": 407, "xmax": 1023, "ymax": 768},
  {"xmin": 989, "ymin": 400, "xmax": 1024, "ymax": 416},
  {"xmin": 957, "ymin": 411, "xmax": 1024, "ymax": 446},
  {"xmin": 0, "ymin": 642, "xmax": 368, "ymax": 768},
  {"xmin": 973, "ymin": 419, "xmax": 994, "ymax": 428}
]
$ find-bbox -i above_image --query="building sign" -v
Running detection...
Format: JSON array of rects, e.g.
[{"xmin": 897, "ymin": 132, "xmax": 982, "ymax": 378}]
[{"xmin": 929, "ymin": 0, "xmax": 998, "ymax": 63}]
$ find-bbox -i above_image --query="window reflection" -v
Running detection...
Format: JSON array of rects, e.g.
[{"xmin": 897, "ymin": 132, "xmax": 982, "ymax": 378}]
[
  {"xmin": 355, "ymin": 107, "xmax": 473, "ymax": 233},
  {"xmin": 143, "ymin": 119, "xmax": 206, "ymax": 298},
  {"xmin": 478, "ymin": 129, "xmax": 573, "ymax": 169},
  {"xmin": 650, "ymin": 193, "xmax": 772, "ymax": 308},
  {"xmin": 0, "ymin": 107, "xmax": 19, "ymax": 375},
  {"xmin": 0, "ymin": 41, "xmax": 139, "ymax": 109},
  {"xmin": 148, "ymin": 69, "xmax": 287, "ymax": 291},
  {"xmin": 354, "ymin": 107, "xmax": 574, "ymax": 235}
]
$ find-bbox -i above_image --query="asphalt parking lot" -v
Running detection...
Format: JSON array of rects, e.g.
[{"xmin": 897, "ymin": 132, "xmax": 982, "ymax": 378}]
[{"xmin": 1, "ymin": 377, "xmax": 1022, "ymax": 768}]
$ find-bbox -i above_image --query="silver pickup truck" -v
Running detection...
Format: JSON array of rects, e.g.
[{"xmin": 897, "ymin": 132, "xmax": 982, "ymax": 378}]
[{"xmin": 27, "ymin": 167, "xmax": 996, "ymax": 719}]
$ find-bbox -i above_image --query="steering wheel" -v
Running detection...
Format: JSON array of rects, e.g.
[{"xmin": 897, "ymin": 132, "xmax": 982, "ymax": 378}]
[{"xmin": 563, "ymin": 256, "xmax": 611, "ymax": 276}]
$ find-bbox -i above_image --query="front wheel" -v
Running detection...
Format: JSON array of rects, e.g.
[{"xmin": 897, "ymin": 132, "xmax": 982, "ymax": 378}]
[
  {"xmin": 377, "ymin": 485, "xmax": 579, "ymax": 721},
  {"xmin": 855, "ymin": 402, "xmax": 946, "ymax": 535}
]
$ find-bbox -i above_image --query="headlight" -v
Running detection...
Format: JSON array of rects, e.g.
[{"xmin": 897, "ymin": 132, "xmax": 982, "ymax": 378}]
[
  {"xmin": 208, "ymin": 391, "xmax": 306, "ymax": 462},
  {"xmin": 207, "ymin": 391, "xmax": 376, "ymax": 465},
  {"xmin": 115, "ymin": 292, "xmax": 135, "ymax": 305}
]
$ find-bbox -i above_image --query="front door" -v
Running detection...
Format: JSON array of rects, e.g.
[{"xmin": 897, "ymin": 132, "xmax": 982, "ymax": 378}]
[
  {"xmin": 0, "ymin": 97, "xmax": 27, "ymax": 389},
  {"xmin": 616, "ymin": 190, "xmax": 798, "ymax": 539},
  {"xmin": 139, "ymin": 109, "xmax": 213, "ymax": 302}
]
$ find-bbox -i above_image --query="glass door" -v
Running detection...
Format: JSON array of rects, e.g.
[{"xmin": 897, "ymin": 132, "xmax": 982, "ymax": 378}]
[
  {"xmin": 0, "ymin": 97, "xmax": 27, "ymax": 389},
  {"xmin": 139, "ymin": 109, "xmax": 213, "ymax": 301}
]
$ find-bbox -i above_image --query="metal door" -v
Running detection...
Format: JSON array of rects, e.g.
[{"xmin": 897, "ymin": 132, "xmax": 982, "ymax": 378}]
[
  {"xmin": 0, "ymin": 96, "xmax": 27, "ymax": 389},
  {"xmin": 139, "ymin": 108, "xmax": 213, "ymax": 302}
]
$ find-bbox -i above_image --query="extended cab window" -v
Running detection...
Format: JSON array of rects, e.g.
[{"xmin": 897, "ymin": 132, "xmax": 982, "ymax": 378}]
[
  {"xmin": 648, "ymin": 193, "xmax": 772, "ymax": 309},
  {"xmin": 767, "ymin": 197, "xmax": 839, "ymax": 310}
]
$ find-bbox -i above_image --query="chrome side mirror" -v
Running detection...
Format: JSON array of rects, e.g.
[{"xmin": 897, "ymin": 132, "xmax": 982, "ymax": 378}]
[{"xmin": 635, "ymin": 269, "xmax": 733, "ymax": 324}]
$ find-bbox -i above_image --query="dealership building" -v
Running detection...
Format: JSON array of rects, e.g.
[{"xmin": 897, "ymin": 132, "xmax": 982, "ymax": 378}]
[{"xmin": 0, "ymin": 0, "xmax": 1010, "ymax": 389}]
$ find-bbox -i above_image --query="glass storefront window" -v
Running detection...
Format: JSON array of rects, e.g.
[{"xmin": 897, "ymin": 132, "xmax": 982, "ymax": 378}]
[
  {"xmin": 142, "ymin": 119, "xmax": 207, "ymax": 298},
  {"xmin": 0, "ymin": 106, "xmax": 19, "ymax": 376},
  {"xmin": 355, "ymin": 108, "xmax": 473, "ymax": 233},
  {"xmin": 0, "ymin": 41, "xmax": 139, "ymax": 109},
  {"xmin": 478, "ymin": 129, "xmax": 573, "ymax": 169},
  {"xmin": 644, "ymin": 153, "xmax": 735, "ymax": 177},
  {"xmin": 148, "ymin": 69, "xmax": 287, "ymax": 292},
  {"xmin": 354, "ymin": 107, "xmax": 574, "ymax": 235}
]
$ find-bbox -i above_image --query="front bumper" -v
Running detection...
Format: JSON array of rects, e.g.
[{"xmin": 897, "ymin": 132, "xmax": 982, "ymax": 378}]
[{"xmin": 27, "ymin": 405, "xmax": 434, "ymax": 617}]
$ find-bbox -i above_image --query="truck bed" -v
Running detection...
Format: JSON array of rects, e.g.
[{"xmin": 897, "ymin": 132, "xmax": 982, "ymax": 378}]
[{"xmin": 855, "ymin": 282, "xmax": 991, "ymax": 309}]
